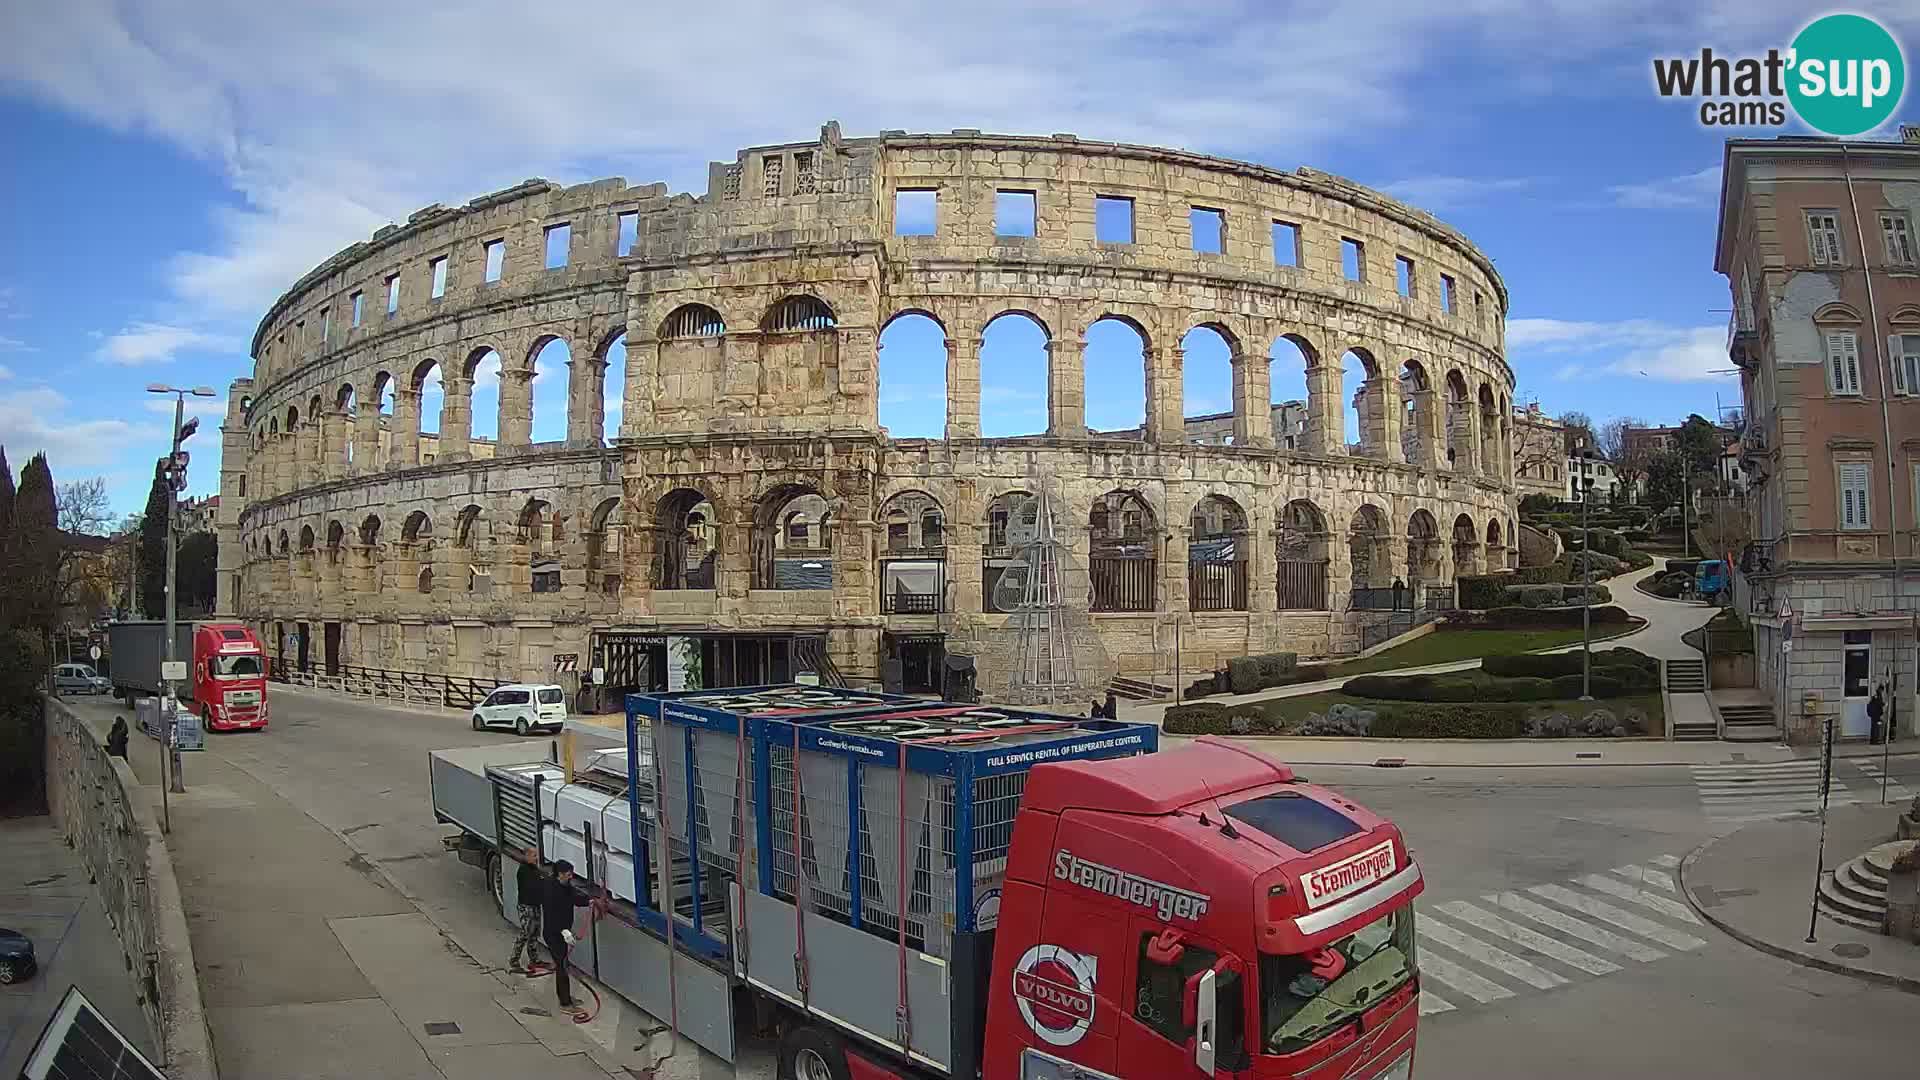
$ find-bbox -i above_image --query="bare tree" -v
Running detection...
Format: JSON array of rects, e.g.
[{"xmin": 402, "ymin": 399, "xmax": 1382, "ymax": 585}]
[
  {"xmin": 1511, "ymin": 413, "xmax": 1565, "ymax": 487},
  {"xmin": 1600, "ymin": 416, "xmax": 1652, "ymax": 501},
  {"xmin": 1559, "ymin": 410, "xmax": 1595, "ymax": 454},
  {"xmin": 53, "ymin": 477, "xmax": 115, "ymax": 626}
]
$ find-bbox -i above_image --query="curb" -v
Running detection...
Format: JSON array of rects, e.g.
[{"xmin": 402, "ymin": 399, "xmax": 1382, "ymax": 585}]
[{"xmin": 1678, "ymin": 832, "xmax": 1920, "ymax": 996}]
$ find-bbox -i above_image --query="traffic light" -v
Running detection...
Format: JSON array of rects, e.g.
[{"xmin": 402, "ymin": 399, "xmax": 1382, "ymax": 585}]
[{"xmin": 164, "ymin": 451, "xmax": 190, "ymax": 492}]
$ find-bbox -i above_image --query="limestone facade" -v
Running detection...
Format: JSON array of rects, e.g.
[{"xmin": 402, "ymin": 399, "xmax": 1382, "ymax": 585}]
[{"xmin": 227, "ymin": 124, "xmax": 1517, "ymax": 695}]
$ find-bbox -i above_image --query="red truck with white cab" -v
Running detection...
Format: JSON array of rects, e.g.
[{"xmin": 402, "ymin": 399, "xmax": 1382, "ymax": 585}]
[
  {"xmin": 430, "ymin": 686, "xmax": 1425, "ymax": 1080},
  {"xmin": 108, "ymin": 620, "xmax": 270, "ymax": 732}
]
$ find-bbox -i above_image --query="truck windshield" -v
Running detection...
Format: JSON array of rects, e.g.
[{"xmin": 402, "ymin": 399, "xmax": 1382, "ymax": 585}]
[
  {"xmin": 1261, "ymin": 905, "xmax": 1415, "ymax": 1055},
  {"xmin": 215, "ymin": 655, "xmax": 263, "ymax": 677}
]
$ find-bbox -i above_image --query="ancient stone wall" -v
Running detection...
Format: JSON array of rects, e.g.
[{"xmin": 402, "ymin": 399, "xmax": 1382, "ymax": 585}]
[{"xmin": 229, "ymin": 124, "xmax": 1518, "ymax": 692}]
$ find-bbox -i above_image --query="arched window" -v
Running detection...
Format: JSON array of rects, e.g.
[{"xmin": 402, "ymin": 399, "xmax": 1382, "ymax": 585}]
[
  {"xmin": 654, "ymin": 489, "xmax": 717, "ymax": 590},
  {"xmin": 661, "ymin": 304, "xmax": 725, "ymax": 339},
  {"xmin": 1350, "ymin": 505, "xmax": 1390, "ymax": 595},
  {"xmin": 417, "ymin": 567, "xmax": 434, "ymax": 594},
  {"xmin": 299, "ymin": 525, "xmax": 316, "ymax": 552},
  {"xmin": 587, "ymin": 496, "xmax": 624, "ymax": 596},
  {"xmin": 1277, "ymin": 500, "xmax": 1331, "ymax": 610},
  {"xmin": 1187, "ymin": 495, "xmax": 1248, "ymax": 611},
  {"xmin": 359, "ymin": 515, "xmax": 382, "ymax": 547},
  {"xmin": 879, "ymin": 491, "xmax": 946, "ymax": 614},
  {"xmin": 762, "ymin": 295, "xmax": 836, "ymax": 333},
  {"xmin": 1089, "ymin": 490, "xmax": 1157, "ymax": 612},
  {"xmin": 1407, "ymin": 509, "xmax": 1440, "ymax": 584},
  {"xmin": 402, "ymin": 510, "xmax": 433, "ymax": 544},
  {"xmin": 983, "ymin": 490, "xmax": 1037, "ymax": 614},
  {"xmin": 754, "ymin": 487, "xmax": 832, "ymax": 589},
  {"xmin": 326, "ymin": 521, "xmax": 345, "ymax": 563}
]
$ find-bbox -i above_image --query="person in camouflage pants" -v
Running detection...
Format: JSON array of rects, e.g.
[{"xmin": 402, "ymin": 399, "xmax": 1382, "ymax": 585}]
[{"xmin": 508, "ymin": 847, "xmax": 545, "ymax": 972}]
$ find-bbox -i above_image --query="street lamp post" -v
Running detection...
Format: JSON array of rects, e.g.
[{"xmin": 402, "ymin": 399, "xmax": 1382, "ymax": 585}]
[
  {"xmin": 1580, "ymin": 467, "xmax": 1594, "ymax": 701},
  {"xmin": 146, "ymin": 383, "xmax": 216, "ymax": 798}
]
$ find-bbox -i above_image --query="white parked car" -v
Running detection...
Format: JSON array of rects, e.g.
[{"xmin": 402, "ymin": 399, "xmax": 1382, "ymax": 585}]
[{"xmin": 470, "ymin": 684, "xmax": 568, "ymax": 736}]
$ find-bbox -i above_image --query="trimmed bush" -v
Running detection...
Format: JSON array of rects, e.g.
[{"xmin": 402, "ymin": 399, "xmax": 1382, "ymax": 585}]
[
  {"xmin": 1456, "ymin": 574, "xmax": 1514, "ymax": 610},
  {"xmin": 1448, "ymin": 605, "xmax": 1633, "ymax": 630},
  {"xmin": 1163, "ymin": 702, "xmax": 1230, "ymax": 734},
  {"xmin": 1512, "ymin": 562, "xmax": 1571, "ymax": 585},
  {"xmin": 1548, "ymin": 673, "xmax": 1625, "ymax": 698},
  {"xmin": 1370, "ymin": 703, "xmax": 1526, "ymax": 739},
  {"xmin": 1227, "ymin": 652, "xmax": 1299, "ymax": 694}
]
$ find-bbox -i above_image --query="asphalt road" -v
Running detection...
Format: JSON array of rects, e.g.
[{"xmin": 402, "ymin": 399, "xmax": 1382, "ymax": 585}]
[{"xmin": 127, "ymin": 687, "xmax": 1920, "ymax": 1079}]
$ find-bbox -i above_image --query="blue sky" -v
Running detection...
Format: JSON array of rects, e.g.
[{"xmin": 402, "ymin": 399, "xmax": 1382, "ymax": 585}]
[{"xmin": 1, "ymin": 1, "xmax": 1913, "ymax": 516}]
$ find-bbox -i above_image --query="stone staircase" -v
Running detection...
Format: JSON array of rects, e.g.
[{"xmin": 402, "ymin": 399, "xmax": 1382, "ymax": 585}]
[
  {"xmin": 1818, "ymin": 840, "xmax": 1917, "ymax": 931},
  {"xmin": 1109, "ymin": 675, "xmax": 1173, "ymax": 702},
  {"xmin": 1666, "ymin": 658, "xmax": 1707, "ymax": 692},
  {"xmin": 1718, "ymin": 702, "xmax": 1780, "ymax": 743}
]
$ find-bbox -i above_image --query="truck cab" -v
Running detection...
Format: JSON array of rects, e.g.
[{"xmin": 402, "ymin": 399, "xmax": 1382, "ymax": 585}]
[
  {"xmin": 192, "ymin": 623, "xmax": 269, "ymax": 731},
  {"xmin": 984, "ymin": 738, "xmax": 1422, "ymax": 1080}
]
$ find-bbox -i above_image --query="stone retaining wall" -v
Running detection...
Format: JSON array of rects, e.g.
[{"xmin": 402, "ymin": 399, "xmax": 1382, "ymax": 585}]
[{"xmin": 42, "ymin": 697, "xmax": 217, "ymax": 1080}]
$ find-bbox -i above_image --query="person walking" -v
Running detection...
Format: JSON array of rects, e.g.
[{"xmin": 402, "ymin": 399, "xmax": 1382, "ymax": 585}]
[
  {"xmin": 1391, "ymin": 577, "xmax": 1407, "ymax": 611},
  {"xmin": 106, "ymin": 716, "xmax": 129, "ymax": 759},
  {"xmin": 541, "ymin": 859, "xmax": 596, "ymax": 1017},
  {"xmin": 1868, "ymin": 683, "xmax": 1887, "ymax": 745},
  {"xmin": 508, "ymin": 847, "xmax": 544, "ymax": 973}
]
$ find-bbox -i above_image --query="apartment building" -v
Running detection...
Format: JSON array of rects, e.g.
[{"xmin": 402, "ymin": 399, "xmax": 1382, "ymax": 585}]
[
  {"xmin": 1512, "ymin": 404, "xmax": 1567, "ymax": 500},
  {"xmin": 1720, "ymin": 131, "xmax": 1920, "ymax": 744}
]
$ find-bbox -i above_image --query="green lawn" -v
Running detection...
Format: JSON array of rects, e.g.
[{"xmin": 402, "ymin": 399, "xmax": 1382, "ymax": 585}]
[
  {"xmin": 1201, "ymin": 691, "xmax": 1667, "ymax": 738},
  {"xmin": 1329, "ymin": 628, "xmax": 1593, "ymax": 676}
]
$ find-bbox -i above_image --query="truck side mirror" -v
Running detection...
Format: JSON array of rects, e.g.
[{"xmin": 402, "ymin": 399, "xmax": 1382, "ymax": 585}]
[{"xmin": 1192, "ymin": 968, "xmax": 1218, "ymax": 1075}]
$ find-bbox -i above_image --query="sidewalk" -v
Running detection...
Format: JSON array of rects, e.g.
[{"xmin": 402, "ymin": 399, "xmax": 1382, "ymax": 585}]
[
  {"xmin": 1680, "ymin": 803, "xmax": 1920, "ymax": 993},
  {"xmin": 0, "ymin": 818, "xmax": 156, "ymax": 1076},
  {"xmin": 81, "ymin": 711, "xmax": 642, "ymax": 1080}
]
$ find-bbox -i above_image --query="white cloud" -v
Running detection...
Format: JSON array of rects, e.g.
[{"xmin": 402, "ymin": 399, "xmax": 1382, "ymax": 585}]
[
  {"xmin": 0, "ymin": 386, "xmax": 163, "ymax": 470},
  {"xmin": 0, "ymin": 335, "xmax": 29, "ymax": 352},
  {"xmin": 94, "ymin": 322, "xmax": 238, "ymax": 365},
  {"xmin": 1607, "ymin": 166, "xmax": 1721, "ymax": 210},
  {"xmin": 1378, "ymin": 175, "xmax": 1533, "ymax": 211},
  {"xmin": 1515, "ymin": 318, "xmax": 1732, "ymax": 383}
]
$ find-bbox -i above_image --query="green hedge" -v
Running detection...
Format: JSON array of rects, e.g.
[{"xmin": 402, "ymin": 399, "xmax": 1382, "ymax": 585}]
[
  {"xmin": 1447, "ymin": 605, "xmax": 1633, "ymax": 630},
  {"xmin": 1550, "ymin": 673, "xmax": 1624, "ymax": 697},
  {"xmin": 1483, "ymin": 648, "xmax": 1658, "ymax": 680},
  {"xmin": 1456, "ymin": 574, "xmax": 1514, "ymax": 610},
  {"xmin": 1371, "ymin": 704, "xmax": 1525, "ymax": 739},
  {"xmin": 1227, "ymin": 652, "xmax": 1299, "ymax": 694},
  {"xmin": 1512, "ymin": 563, "xmax": 1571, "ymax": 585}
]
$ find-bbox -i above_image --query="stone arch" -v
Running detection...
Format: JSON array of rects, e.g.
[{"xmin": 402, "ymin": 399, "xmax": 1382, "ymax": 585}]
[
  {"xmin": 761, "ymin": 295, "xmax": 837, "ymax": 333},
  {"xmin": 877, "ymin": 311, "xmax": 946, "ymax": 439},
  {"xmin": 980, "ymin": 311, "xmax": 1051, "ymax": 438},
  {"xmin": 881, "ymin": 307, "xmax": 947, "ymax": 336},
  {"xmin": 755, "ymin": 485, "xmax": 833, "ymax": 590},
  {"xmin": 299, "ymin": 524, "xmax": 315, "ymax": 552},
  {"xmin": 1343, "ymin": 347, "xmax": 1388, "ymax": 458},
  {"xmin": 1269, "ymin": 332, "xmax": 1319, "ymax": 453},
  {"xmin": 1452, "ymin": 512, "xmax": 1481, "ymax": 578},
  {"xmin": 402, "ymin": 509, "xmax": 433, "ymax": 544},
  {"xmin": 1085, "ymin": 314, "xmax": 1148, "ymax": 441},
  {"xmin": 879, "ymin": 489, "xmax": 946, "ymax": 614},
  {"xmin": 587, "ymin": 496, "xmax": 625, "ymax": 596},
  {"xmin": 269, "ymin": 416, "xmax": 280, "ymax": 436},
  {"xmin": 325, "ymin": 520, "xmax": 345, "ymax": 563},
  {"xmin": 653, "ymin": 488, "xmax": 717, "ymax": 590},
  {"xmin": 464, "ymin": 347, "xmax": 503, "ymax": 442},
  {"xmin": 1477, "ymin": 382, "xmax": 1499, "ymax": 476},
  {"xmin": 1398, "ymin": 359, "xmax": 1432, "ymax": 465},
  {"xmin": 417, "ymin": 566, "xmax": 434, "ymax": 594},
  {"xmin": 1348, "ymin": 504, "xmax": 1391, "ymax": 591},
  {"xmin": 1188, "ymin": 493, "xmax": 1249, "ymax": 611},
  {"xmin": 527, "ymin": 334, "xmax": 571, "ymax": 444},
  {"xmin": 412, "ymin": 357, "xmax": 445, "ymax": 440},
  {"xmin": 276, "ymin": 529, "xmax": 289, "ymax": 556},
  {"xmin": 880, "ymin": 490, "xmax": 946, "ymax": 553},
  {"xmin": 660, "ymin": 303, "xmax": 725, "ymax": 339},
  {"xmin": 599, "ymin": 329, "xmax": 628, "ymax": 446},
  {"xmin": 1486, "ymin": 517, "xmax": 1506, "ymax": 569},
  {"xmin": 518, "ymin": 497, "xmax": 562, "ymax": 593},
  {"xmin": 359, "ymin": 514, "xmax": 382, "ymax": 547},
  {"xmin": 1089, "ymin": 489, "xmax": 1158, "ymax": 612},
  {"xmin": 1444, "ymin": 369, "xmax": 1470, "ymax": 470},
  {"xmin": 455, "ymin": 504, "xmax": 484, "ymax": 548},
  {"xmin": 284, "ymin": 404, "xmax": 298, "ymax": 431},
  {"xmin": 1276, "ymin": 499, "xmax": 1331, "ymax": 610},
  {"xmin": 1407, "ymin": 508, "xmax": 1441, "ymax": 583},
  {"xmin": 1181, "ymin": 325, "xmax": 1237, "ymax": 444}
]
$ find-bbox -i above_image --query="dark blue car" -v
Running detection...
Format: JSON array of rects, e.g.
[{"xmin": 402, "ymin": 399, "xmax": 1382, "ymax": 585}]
[{"xmin": 0, "ymin": 927, "xmax": 36, "ymax": 983}]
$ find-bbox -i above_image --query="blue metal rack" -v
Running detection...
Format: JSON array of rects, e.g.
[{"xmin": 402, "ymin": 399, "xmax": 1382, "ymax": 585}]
[{"xmin": 625, "ymin": 686, "xmax": 1158, "ymax": 959}]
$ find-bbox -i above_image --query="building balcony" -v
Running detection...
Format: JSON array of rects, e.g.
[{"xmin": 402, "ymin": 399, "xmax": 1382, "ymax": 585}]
[{"xmin": 1727, "ymin": 311, "xmax": 1760, "ymax": 370}]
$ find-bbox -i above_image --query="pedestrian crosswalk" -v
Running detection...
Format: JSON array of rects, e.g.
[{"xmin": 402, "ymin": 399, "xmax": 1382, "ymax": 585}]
[
  {"xmin": 1691, "ymin": 759, "xmax": 1851, "ymax": 826},
  {"xmin": 1417, "ymin": 855, "xmax": 1705, "ymax": 1017},
  {"xmin": 1851, "ymin": 757, "xmax": 1914, "ymax": 804}
]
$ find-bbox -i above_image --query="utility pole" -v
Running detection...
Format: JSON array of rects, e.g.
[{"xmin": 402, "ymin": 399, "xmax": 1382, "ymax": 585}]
[
  {"xmin": 1580, "ymin": 470, "xmax": 1593, "ymax": 701},
  {"xmin": 149, "ymin": 384, "xmax": 215, "ymax": 797}
]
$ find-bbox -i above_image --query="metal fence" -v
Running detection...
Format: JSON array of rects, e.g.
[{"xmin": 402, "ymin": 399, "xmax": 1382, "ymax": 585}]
[
  {"xmin": 1091, "ymin": 556, "xmax": 1157, "ymax": 612},
  {"xmin": 268, "ymin": 659, "xmax": 503, "ymax": 710},
  {"xmin": 1276, "ymin": 560, "xmax": 1330, "ymax": 611},
  {"xmin": 1188, "ymin": 560, "xmax": 1248, "ymax": 612}
]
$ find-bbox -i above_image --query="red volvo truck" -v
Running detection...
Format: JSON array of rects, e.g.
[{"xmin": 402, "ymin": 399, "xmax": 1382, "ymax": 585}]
[
  {"xmin": 430, "ymin": 685, "xmax": 1424, "ymax": 1080},
  {"xmin": 108, "ymin": 620, "xmax": 270, "ymax": 732}
]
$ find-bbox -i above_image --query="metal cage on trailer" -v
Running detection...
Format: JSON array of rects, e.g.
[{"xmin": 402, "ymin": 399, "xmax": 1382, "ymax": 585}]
[{"xmin": 626, "ymin": 684, "xmax": 1159, "ymax": 1077}]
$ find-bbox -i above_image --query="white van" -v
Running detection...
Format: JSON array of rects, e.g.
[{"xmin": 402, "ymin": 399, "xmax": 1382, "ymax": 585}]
[{"xmin": 470, "ymin": 683, "xmax": 568, "ymax": 736}]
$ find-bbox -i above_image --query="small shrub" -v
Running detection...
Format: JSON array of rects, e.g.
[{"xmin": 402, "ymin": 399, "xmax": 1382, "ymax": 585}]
[
  {"xmin": 1457, "ymin": 574, "xmax": 1514, "ymax": 610},
  {"xmin": 1513, "ymin": 562, "xmax": 1571, "ymax": 585},
  {"xmin": 1227, "ymin": 652, "xmax": 1300, "ymax": 694},
  {"xmin": 1185, "ymin": 672, "xmax": 1224, "ymax": 700},
  {"xmin": 1163, "ymin": 702, "xmax": 1229, "ymax": 734},
  {"xmin": 1370, "ymin": 703, "xmax": 1525, "ymax": 739},
  {"xmin": 1582, "ymin": 708, "xmax": 1618, "ymax": 736}
]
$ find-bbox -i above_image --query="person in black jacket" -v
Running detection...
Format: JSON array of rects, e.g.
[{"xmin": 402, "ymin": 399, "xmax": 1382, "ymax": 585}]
[
  {"xmin": 106, "ymin": 716, "xmax": 129, "ymax": 759},
  {"xmin": 508, "ymin": 848, "xmax": 544, "ymax": 973},
  {"xmin": 542, "ymin": 860, "xmax": 596, "ymax": 1013}
]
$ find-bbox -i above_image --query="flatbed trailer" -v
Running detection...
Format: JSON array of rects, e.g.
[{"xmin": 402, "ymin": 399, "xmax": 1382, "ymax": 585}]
[{"xmin": 431, "ymin": 684, "xmax": 1426, "ymax": 1079}]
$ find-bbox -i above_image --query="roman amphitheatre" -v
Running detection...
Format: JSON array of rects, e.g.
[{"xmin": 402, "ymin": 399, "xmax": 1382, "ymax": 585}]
[{"xmin": 221, "ymin": 121, "xmax": 1516, "ymax": 701}]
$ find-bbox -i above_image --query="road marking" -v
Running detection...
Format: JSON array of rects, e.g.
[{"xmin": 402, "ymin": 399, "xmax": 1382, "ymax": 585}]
[
  {"xmin": 1414, "ymin": 949, "xmax": 1516, "ymax": 1004},
  {"xmin": 1576, "ymin": 874, "xmax": 1702, "ymax": 924},
  {"xmin": 1527, "ymin": 884, "xmax": 1708, "ymax": 951},
  {"xmin": 1417, "ymin": 988, "xmax": 1456, "ymax": 1015},
  {"xmin": 1648, "ymin": 854, "xmax": 1680, "ymax": 868},
  {"xmin": 1482, "ymin": 892, "xmax": 1668, "ymax": 963},
  {"xmin": 1418, "ymin": 915, "xmax": 1568, "ymax": 990},
  {"xmin": 1610, "ymin": 865, "xmax": 1676, "ymax": 893},
  {"xmin": 1852, "ymin": 759, "xmax": 1915, "ymax": 801},
  {"xmin": 1434, "ymin": 901, "xmax": 1621, "ymax": 976}
]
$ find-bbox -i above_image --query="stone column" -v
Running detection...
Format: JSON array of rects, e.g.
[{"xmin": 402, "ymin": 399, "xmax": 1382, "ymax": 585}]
[
  {"xmin": 1462, "ymin": 402, "xmax": 1483, "ymax": 476},
  {"xmin": 1047, "ymin": 337, "xmax": 1086, "ymax": 437},
  {"xmin": 1409, "ymin": 390, "xmax": 1441, "ymax": 469},
  {"xmin": 352, "ymin": 399, "xmax": 380, "ymax": 475},
  {"xmin": 568, "ymin": 357, "xmax": 608, "ymax": 447},
  {"xmin": 438, "ymin": 375, "xmax": 472, "ymax": 460},
  {"xmin": 1377, "ymin": 377, "xmax": 1404, "ymax": 463},
  {"xmin": 1232, "ymin": 351, "xmax": 1272, "ymax": 448},
  {"xmin": 392, "ymin": 388, "xmax": 421, "ymax": 468},
  {"xmin": 1305, "ymin": 363, "xmax": 1342, "ymax": 455},
  {"xmin": 623, "ymin": 337, "xmax": 659, "ymax": 440},
  {"xmin": 721, "ymin": 505, "xmax": 753, "ymax": 599},
  {"xmin": 1146, "ymin": 346, "xmax": 1185, "ymax": 446},
  {"xmin": 1162, "ymin": 523, "xmax": 1188, "ymax": 614},
  {"xmin": 499, "ymin": 366, "xmax": 534, "ymax": 448},
  {"xmin": 1248, "ymin": 508, "xmax": 1276, "ymax": 614},
  {"xmin": 320, "ymin": 410, "xmax": 344, "ymax": 483},
  {"xmin": 953, "ymin": 515, "xmax": 984, "ymax": 614},
  {"xmin": 945, "ymin": 333, "xmax": 981, "ymax": 439},
  {"xmin": 276, "ymin": 432, "xmax": 297, "ymax": 494}
]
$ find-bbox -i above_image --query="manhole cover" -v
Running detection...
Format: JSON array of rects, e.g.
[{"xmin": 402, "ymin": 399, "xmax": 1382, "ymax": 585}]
[
  {"xmin": 423, "ymin": 1021, "xmax": 462, "ymax": 1036},
  {"xmin": 1832, "ymin": 943, "xmax": 1870, "ymax": 959}
]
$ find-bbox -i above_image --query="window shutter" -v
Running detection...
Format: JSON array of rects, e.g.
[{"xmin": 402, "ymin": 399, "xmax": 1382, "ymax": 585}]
[
  {"xmin": 1846, "ymin": 339, "xmax": 1862, "ymax": 395},
  {"xmin": 1840, "ymin": 461, "xmax": 1870, "ymax": 529},
  {"xmin": 1894, "ymin": 335, "xmax": 1908, "ymax": 395}
]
